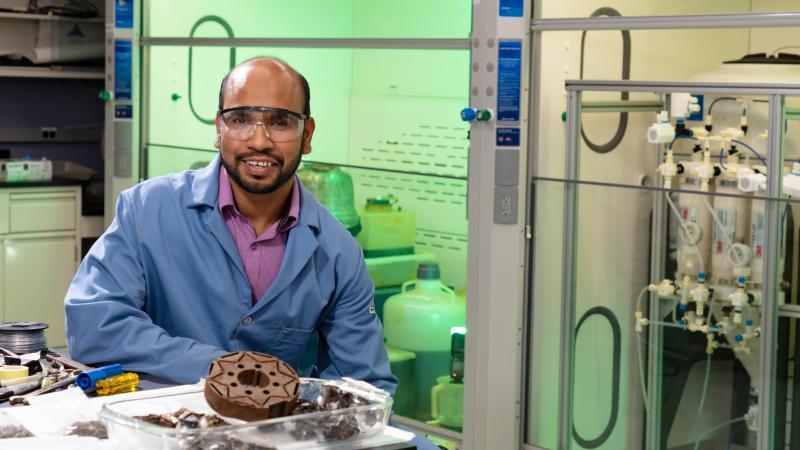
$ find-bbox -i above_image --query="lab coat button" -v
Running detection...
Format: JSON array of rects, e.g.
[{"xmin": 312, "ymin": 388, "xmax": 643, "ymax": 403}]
[
  {"xmin": 242, "ymin": 316, "xmax": 253, "ymax": 326},
  {"xmin": 250, "ymin": 243, "xmax": 257, "ymax": 251}
]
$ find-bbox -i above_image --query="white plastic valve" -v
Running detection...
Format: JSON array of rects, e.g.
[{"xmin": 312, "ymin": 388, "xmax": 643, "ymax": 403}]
[
  {"xmin": 670, "ymin": 93, "xmax": 697, "ymax": 118},
  {"xmin": 691, "ymin": 282, "xmax": 710, "ymax": 304},
  {"xmin": 634, "ymin": 310, "xmax": 649, "ymax": 332},
  {"xmin": 719, "ymin": 127, "xmax": 745, "ymax": 141},
  {"xmin": 695, "ymin": 151, "xmax": 715, "ymax": 191},
  {"xmin": 658, "ymin": 150, "xmax": 679, "ymax": 188},
  {"xmin": 647, "ymin": 111, "xmax": 675, "ymax": 144},
  {"xmin": 729, "ymin": 287, "xmax": 748, "ymax": 308},
  {"xmin": 649, "ymin": 279, "xmax": 676, "ymax": 297},
  {"xmin": 738, "ymin": 170, "xmax": 766, "ymax": 193}
]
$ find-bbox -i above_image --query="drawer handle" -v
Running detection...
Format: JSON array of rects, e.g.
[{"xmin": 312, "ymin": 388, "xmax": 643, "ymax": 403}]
[{"xmin": 10, "ymin": 193, "xmax": 76, "ymax": 201}]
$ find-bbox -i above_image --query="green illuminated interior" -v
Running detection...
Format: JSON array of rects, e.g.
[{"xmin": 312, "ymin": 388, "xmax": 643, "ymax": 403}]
[
  {"xmin": 144, "ymin": 0, "xmax": 471, "ymax": 38},
  {"xmin": 143, "ymin": 0, "xmax": 471, "ymax": 431}
]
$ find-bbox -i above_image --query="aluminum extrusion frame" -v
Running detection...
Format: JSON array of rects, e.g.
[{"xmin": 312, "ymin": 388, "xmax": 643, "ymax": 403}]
[{"xmin": 532, "ymin": 12, "xmax": 800, "ymax": 31}]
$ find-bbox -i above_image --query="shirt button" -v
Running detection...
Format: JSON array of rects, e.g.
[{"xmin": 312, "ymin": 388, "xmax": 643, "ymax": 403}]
[
  {"xmin": 242, "ymin": 316, "xmax": 253, "ymax": 326},
  {"xmin": 250, "ymin": 243, "xmax": 257, "ymax": 251}
]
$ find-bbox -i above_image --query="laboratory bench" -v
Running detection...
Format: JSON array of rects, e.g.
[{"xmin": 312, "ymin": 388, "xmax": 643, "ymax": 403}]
[{"xmin": 0, "ymin": 374, "xmax": 419, "ymax": 449}]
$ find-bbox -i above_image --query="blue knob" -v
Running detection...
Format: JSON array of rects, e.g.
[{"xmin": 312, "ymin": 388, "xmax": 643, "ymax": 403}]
[
  {"xmin": 745, "ymin": 319, "xmax": 754, "ymax": 326},
  {"xmin": 698, "ymin": 273, "xmax": 706, "ymax": 282},
  {"xmin": 678, "ymin": 304, "xmax": 687, "ymax": 311},
  {"xmin": 738, "ymin": 276, "xmax": 746, "ymax": 285},
  {"xmin": 679, "ymin": 319, "xmax": 687, "ymax": 325},
  {"xmin": 460, "ymin": 108, "xmax": 477, "ymax": 122},
  {"xmin": 735, "ymin": 335, "xmax": 744, "ymax": 342}
]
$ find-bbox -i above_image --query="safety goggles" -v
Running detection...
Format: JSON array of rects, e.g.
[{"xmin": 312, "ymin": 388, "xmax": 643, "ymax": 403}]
[{"xmin": 218, "ymin": 106, "xmax": 307, "ymax": 142}]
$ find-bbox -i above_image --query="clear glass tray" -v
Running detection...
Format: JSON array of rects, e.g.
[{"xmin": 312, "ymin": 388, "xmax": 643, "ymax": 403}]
[{"xmin": 98, "ymin": 377, "xmax": 392, "ymax": 450}]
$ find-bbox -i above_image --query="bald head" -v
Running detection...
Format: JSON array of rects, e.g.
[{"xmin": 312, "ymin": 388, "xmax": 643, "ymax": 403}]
[{"xmin": 217, "ymin": 57, "xmax": 310, "ymax": 116}]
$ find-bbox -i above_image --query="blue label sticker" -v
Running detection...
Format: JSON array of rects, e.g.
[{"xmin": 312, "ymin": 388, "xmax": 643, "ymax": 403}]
[
  {"xmin": 114, "ymin": 40, "xmax": 132, "ymax": 101},
  {"xmin": 496, "ymin": 128, "xmax": 520, "ymax": 146},
  {"xmin": 115, "ymin": 0, "xmax": 133, "ymax": 29},
  {"xmin": 497, "ymin": 41, "xmax": 522, "ymax": 122},
  {"xmin": 499, "ymin": 0, "xmax": 524, "ymax": 17},
  {"xmin": 115, "ymin": 105, "xmax": 133, "ymax": 119}
]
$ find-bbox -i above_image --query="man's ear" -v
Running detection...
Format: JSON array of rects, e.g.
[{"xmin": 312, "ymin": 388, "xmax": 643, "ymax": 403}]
[
  {"xmin": 301, "ymin": 117, "xmax": 316, "ymax": 155},
  {"xmin": 214, "ymin": 114, "xmax": 221, "ymax": 149}
]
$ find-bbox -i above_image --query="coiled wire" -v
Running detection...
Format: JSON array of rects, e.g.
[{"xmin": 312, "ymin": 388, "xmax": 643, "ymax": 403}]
[{"xmin": 0, "ymin": 322, "xmax": 48, "ymax": 355}]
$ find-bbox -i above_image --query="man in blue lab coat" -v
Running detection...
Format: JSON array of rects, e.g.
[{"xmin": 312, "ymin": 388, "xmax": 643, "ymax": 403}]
[{"xmin": 64, "ymin": 57, "xmax": 397, "ymax": 395}]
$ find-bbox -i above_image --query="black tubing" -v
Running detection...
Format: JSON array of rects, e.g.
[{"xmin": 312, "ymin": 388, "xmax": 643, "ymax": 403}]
[
  {"xmin": 572, "ymin": 306, "xmax": 621, "ymax": 448},
  {"xmin": 188, "ymin": 16, "xmax": 237, "ymax": 125},
  {"xmin": 579, "ymin": 7, "xmax": 631, "ymax": 153}
]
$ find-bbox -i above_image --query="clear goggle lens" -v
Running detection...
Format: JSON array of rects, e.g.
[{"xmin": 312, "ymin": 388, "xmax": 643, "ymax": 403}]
[{"xmin": 219, "ymin": 107, "xmax": 305, "ymax": 142}]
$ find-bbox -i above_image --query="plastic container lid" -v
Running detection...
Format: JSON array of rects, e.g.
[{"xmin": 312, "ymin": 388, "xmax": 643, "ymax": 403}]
[{"xmin": 417, "ymin": 262, "xmax": 441, "ymax": 280}]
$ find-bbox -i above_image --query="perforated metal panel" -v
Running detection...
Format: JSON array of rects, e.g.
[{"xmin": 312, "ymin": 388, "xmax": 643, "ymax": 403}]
[{"xmin": 349, "ymin": 97, "xmax": 469, "ymax": 178}]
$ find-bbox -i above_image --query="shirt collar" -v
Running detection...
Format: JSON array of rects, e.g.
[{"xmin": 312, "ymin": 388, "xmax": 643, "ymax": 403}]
[
  {"xmin": 217, "ymin": 165, "xmax": 300, "ymax": 232},
  {"xmin": 188, "ymin": 155, "xmax": 319, "ymax": 231}
]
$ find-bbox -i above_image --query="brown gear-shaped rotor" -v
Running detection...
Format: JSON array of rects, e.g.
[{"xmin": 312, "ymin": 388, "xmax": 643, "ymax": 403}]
[{"xmin": 204, "ymin": 351, "xmax": 300, "ymax": 421}]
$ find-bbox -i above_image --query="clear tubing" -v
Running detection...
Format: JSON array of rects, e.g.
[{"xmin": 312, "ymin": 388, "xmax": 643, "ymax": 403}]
[
  {"xmin": 666, "ymin": 192, "xmax": 706, "ymax": 275},
  {"xmin": 649, "ymin": 320, "xmax": 689, "ymax": 330},
  {"xmin": 702, "ymin": 196, "xmax": 744, "ymax": 267},
  {"xmin": 693, "ymin": 416, "xmax": 747, "ymax": 450},
  {"xmin": 697, "ymin": 352, "xmax": 712, "ymax": 414},
  {"xmin": 635, "ymin": 286, "xmax": 650, "ymax": 415}
]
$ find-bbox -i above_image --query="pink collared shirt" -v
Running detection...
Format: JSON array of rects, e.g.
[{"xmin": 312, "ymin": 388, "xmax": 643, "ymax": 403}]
[{"xmin": 218, "ymin": 168, "xmax": 300, "ymax": 305}]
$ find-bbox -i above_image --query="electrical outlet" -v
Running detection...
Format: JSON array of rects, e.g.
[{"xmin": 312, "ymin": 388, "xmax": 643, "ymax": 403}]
[
  {"xmin": 41, "ymin": 127, "xmax": 57, "ymax": 139},
  {"xmin": 494, "ymin": 187, "xmax": 517, "ymax": 224},
  {"xmin": 500, "ymin": 194, "xmax": 512, "ymax": 216}
]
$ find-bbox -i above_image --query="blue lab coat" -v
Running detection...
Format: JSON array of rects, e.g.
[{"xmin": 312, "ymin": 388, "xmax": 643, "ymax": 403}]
[{"xmin": 64, "ymin": 156, "xmax": 397, "ymax": 394}]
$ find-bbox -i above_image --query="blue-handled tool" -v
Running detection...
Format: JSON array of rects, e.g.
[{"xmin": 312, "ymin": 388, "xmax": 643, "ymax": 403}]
[{"xmin": 75, "ymin": 364, "xmax": 122, "ymax": 391}]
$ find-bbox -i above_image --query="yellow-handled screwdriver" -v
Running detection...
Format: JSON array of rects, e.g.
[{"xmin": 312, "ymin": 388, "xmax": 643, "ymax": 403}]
[{"xmin": 95, "ymin": 373, "xmax": 139, "ymax": 396}]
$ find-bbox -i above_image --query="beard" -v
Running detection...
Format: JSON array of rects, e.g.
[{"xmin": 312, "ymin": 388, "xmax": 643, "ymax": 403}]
[{"xmin": 221, "ymin": 142, "xmax": 304, "ymax": 195}]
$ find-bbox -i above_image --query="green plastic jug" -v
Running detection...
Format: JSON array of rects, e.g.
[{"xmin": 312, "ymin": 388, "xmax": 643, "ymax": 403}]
[
  {"xmin": 431, "ymin": 375, "xmax": 464, "ymax": 430},
  {"xmin": 382, "ymin": 262, "xmax": 466, "ymax": 421},
  {"xmin": 386, "ymin": 345, "xmax": 416, "ymax": 417},
  {"xmin": 297, "ymin": 162, "xmax": 361, "ymax": 236}
]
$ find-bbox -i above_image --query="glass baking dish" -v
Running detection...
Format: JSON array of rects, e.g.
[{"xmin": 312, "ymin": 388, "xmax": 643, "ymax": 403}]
[{"xmin": 98, "ymin": 378, "xmax": 392, "ymax": 450}]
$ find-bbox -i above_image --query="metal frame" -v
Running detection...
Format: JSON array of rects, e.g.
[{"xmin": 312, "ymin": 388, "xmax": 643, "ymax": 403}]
[
  {"xmin": 568, "ymin": 79, "xmax": 800, "ymax": 96},
  {"xmin": 557, "ymin": 88, "xmax": 581, "ymax": 450},
  {"xmin": 464, "ymin": 1, "xmax": 531, "ymax": 450},
  {"xmin": 757, "ymin": 94, "xmax": 785, "ymax": 450},
  {"xmin": 526, "ymin": 9, "xmax": 800, "ymax": 450},
  {"xmin": 532, "ymin": 12, "xmax": 800, "ymax": 31},
  {"xmin": 559, "ymin": 79, "xmax": 789, "ymax": 450},
  {"xmin": 521, "ymin": 16, "xmax": 543, "ymax": 446},
  {"xmin": 140, "ymin": 37, "xmax": 469, "ymax": 49},
  {"xmin": 103, "ymin": 0, "xmax": 142, "ymax": 226}
]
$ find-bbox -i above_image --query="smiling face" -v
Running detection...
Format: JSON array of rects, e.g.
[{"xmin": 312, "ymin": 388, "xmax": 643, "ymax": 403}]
[{"xmin": 214, "ymin": 60, "xmax": 315, "ymax": 195}]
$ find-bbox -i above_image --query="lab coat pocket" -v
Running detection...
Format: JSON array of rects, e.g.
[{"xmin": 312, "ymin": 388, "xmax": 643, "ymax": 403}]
[{"xmin": 268, "ymin": 326, "xmax": 314, "ymax": 368}]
